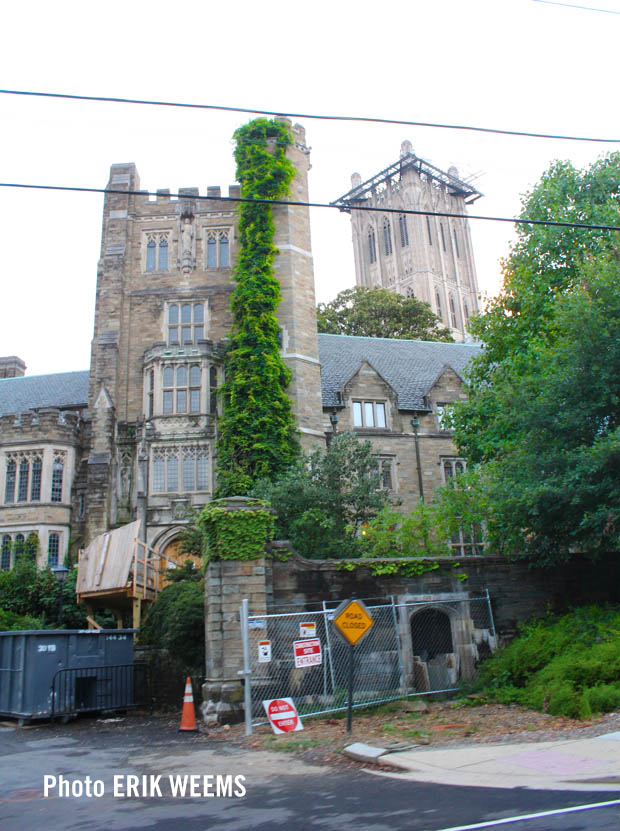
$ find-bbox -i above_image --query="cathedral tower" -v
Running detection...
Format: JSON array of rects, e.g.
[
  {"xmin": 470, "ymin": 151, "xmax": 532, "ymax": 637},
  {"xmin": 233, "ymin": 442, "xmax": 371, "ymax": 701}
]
[{"xmin": 333, "ymin": 142, "xmax": 482, "ymax": 342}]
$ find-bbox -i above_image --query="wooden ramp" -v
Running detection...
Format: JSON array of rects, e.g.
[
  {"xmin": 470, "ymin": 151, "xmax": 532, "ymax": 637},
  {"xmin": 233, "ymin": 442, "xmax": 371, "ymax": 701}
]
[{"xmin": 77, "ymin": 521, "xmax": 169, "ymax": 629}]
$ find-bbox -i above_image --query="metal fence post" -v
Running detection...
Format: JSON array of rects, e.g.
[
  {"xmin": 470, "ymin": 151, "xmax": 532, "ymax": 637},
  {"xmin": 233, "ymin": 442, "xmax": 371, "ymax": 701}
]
[
  {"xmin": 238, "ymin": 598, "xmax": 253, "ymax": 736},
  {"xmin": 322, "ymin": 600, "xmax": 336, "ymax": 696},
  {"xmin": 390, "ymin": 595, "xmax": 408, "ymax": 697},
  {"xmin": 485, "ymin": 588, "xmax": 496, "ymax": 637}
]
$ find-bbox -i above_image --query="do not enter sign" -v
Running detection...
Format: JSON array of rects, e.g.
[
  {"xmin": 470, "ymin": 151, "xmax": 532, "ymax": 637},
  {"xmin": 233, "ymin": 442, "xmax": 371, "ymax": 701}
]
[{"xmin": 263, "ymin": 697, "xmax": 304, "ymax": 734}]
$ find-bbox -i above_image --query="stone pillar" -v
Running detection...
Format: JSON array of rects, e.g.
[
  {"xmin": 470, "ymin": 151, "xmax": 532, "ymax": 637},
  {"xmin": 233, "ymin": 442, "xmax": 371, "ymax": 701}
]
[{"xmin": 200, "ymin": 498, "xmax": 273, "ymax": 725}]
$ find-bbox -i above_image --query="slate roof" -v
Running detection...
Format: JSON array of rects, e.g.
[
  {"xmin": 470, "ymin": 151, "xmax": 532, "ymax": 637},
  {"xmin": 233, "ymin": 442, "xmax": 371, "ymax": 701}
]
[
  {"xmin": 0, "ymin": 336, "xmax": 480, "ymax": 417},
  {"xmin": 318, "ymin": 334, "xmax": 480, "ymax": 410},
  {"xmin": 0, "ymin": 371, "xmax": 89, "ymax": 416}
]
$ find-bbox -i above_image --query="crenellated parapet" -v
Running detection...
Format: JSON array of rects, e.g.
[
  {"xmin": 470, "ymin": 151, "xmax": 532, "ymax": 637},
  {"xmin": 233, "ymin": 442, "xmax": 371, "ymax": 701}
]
[{"xmin": 0, "ymin": 409, "xmax": 81, "ymax": 442}]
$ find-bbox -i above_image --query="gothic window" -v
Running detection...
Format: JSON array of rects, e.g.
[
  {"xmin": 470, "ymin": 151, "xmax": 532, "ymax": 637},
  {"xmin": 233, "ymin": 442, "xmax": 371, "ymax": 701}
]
[
  {"xmin": 147, "ymin": 370, "xmax": 154, "ymax": 418},
  {"xmin": 206, "ymin": 230, "xmax": 231, "ymax": 268},
  {"xmin": 1, "ymin": 535, "xmax": 11, "ymax": 570},
  {"xmin": 399, "ymin": 215, "xmax": 409, "ymax": 247},
  {"xmin": 435, "ymin": 290, "xmax": 443, "ymax": 321},
  {"xmin": 379, "ymin": 457, "xmax": 395, "ymax": 490},
  {"xmin": 152, "ymin": 446, "xmax": 210, "ymax": 493},
  {"xmin": 368, "ymin": 228, "xmax": 377, "ymax": 264},
  {"xmin": 17, "ymin": 458, "xmax": 29, "ymax": 502},
  {"xmin": 47, "ymin": 532, "xmax": 60, "ymax": 567},
  {"xmin": 449, "ymin": 295, "xmax": 458, "ymax": 328},
  {"xmin": 5, "ymin": 459, "xmax": 15, "ymax": 503},
  {"xmin": 352, "ymin": 400, "xmax": 387, "ymax": 429},
  {"xmin": 442, "ymin": 457, "xmax": 466, "ymax": 481},
  {"xmin": 426, "ymin": 216, "xmax": 433, "ymax": 245},
  {"xmin": 464, "ymin": 302, "xmax": 470, "ymax": 323},
  {"xmin": 145, "ymin": 233, "xmax": 170, "ymax": 272},
  {"xmin": 440, "ymin": 223, "xmax": 447, "ymax": 252},
  {"xmin": 51, "ymin": 458, "xmax": 64, "ymax": 503},
  {"xmin": 168, "ymin": 303, "xmax": 204, "ymax": 345},
  {"xmin": 383, "ymin": 219, "xmax": 393, "ymax": 256},
  {"xmin": 436, "ymin": 404, "xmax": 453, "ymax": 431},
  {"xmin": 454, "ymin": 227, "xmax": 460, "ymax": 258},
  {"xmin": 162, "ymin": 364, "xmax": 201, "ymax": 414},
  {"xmin": 209, "ymin": 366, "xmax": 218, "ymax": 414},
  {"xmin": 30, "ymin": 457, "xmax": 42, "ymax": 501}
]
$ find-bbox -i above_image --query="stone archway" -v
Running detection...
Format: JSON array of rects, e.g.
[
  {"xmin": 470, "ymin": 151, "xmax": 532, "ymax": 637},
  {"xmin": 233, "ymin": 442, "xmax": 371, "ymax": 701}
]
[
  {"xmin": 410, "ymin": 607, "xmax": 454, "ymax": 661},
  {"xmin": 409, "ymin": 606, "xmax": 456, "ymax": 692}
]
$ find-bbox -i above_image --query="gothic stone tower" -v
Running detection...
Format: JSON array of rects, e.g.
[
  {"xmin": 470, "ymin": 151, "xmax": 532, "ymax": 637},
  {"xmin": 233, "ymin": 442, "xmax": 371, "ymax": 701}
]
[
  {"xmin": 85, "ymin": 120, "xmax": 323, "ymax": 551},
  {"xmin": 333, "ymin": 142, "xmax": 482, "ymax": 342}
]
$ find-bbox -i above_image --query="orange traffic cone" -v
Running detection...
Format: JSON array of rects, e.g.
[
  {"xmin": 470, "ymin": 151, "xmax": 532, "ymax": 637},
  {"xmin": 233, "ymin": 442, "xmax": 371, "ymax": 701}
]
[{"xmin": 179, "ymin": 676, "xmax": 198, "ymax": 732}]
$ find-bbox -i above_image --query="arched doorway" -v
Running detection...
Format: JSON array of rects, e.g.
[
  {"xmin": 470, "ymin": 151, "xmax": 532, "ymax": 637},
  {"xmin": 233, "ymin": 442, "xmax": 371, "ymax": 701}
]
[{"xmin": 410, "ymin": 608, "xmax": 453, "ymax": 661}]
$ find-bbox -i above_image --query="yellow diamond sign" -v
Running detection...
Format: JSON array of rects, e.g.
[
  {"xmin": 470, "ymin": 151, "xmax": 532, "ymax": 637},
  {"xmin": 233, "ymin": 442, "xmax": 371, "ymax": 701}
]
[{"xmin": 332, "ymin": 599, "xmax": 374, "ymax": 646}]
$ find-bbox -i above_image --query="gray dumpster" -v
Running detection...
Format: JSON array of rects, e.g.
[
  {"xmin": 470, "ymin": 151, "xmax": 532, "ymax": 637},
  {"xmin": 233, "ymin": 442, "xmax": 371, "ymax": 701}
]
[{"xmin": 0, "ymin": 629, "xmax": 138, "ymax": 721}]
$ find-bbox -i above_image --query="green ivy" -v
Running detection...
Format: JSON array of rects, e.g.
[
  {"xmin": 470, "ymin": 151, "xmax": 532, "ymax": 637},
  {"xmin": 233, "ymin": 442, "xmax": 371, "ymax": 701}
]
[
  {"xmin": 198, "ymin": 499, "xmax": 275, "ymax": 561},
  {"xmin": 215, "ymin": 118, "xmax": 300, "ymax": 497}
]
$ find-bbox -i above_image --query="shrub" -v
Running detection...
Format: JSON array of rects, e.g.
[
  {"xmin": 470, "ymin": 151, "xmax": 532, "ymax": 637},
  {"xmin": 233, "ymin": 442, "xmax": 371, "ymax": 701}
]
[{"xmin": 477, "ymin": 606, "xmax": 620, "ymax": 719}]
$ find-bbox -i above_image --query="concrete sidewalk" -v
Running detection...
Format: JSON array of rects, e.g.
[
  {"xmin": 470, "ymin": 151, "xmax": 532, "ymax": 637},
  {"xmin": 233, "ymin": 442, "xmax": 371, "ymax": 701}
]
[{"xmin": 346, "ymin": 731, "xmax": 620, "ymax": 792}]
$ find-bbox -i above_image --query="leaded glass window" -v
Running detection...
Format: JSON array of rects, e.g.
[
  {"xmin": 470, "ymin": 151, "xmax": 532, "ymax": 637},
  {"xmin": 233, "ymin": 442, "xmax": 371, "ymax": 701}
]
[
  {"xmin": 1, "ymin": 535, "xmax": 11, "ymax": 570},
  {"xmin": 5, "ymin": 460, "xmax": 15, "ymax": 503},
  {"xmin": 17, "ymin": 459, "xmax": 29, "ymax": 502},
  {"xmin": 30, "ymin": 457, "xmax": 41, "ymax": 501},
  {"xmin": 47, "ymin": 533, "xmax": 59, "ymax": 567},
  {"xmin": 399, "ymin": 215, "xmax": 409, "ymax": 247},
  {"xmin": 51, "ymin": 458, "xmax": 63, "ymax": 502}
]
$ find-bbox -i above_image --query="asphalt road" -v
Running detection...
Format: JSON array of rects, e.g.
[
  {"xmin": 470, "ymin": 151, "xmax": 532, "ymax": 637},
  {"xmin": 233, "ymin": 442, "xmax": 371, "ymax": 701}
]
[{"xmin": 1, "ymin": 718, "xmax": 619, "ymax": 831}]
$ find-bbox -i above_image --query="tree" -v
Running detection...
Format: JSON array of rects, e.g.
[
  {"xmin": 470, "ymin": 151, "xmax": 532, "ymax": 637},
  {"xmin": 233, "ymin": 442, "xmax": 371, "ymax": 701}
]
[
  {"xmin": 317, "ymin": 286, "xmax": 454, "ymax": 341},
  {"xmin": 458, "ymin": 153, "xmax": 620, "ymax": 464},
  {"xmin": 450, "ymin": 153, "xmax": 620, "ymax": 564},
  {"xmin": 250, "ymin": 432, "xmax": 392, "ymax": 559},
  {"xmin": 215, "ymin": 118, "xmax": 300, "ymax": 497}
]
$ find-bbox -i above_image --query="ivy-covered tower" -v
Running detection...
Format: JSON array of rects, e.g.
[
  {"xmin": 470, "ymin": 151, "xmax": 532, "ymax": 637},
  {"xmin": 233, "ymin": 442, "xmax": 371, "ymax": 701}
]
[{"xmin": 83, "ymin": 119, "xmax": 323, "ymax": 553}]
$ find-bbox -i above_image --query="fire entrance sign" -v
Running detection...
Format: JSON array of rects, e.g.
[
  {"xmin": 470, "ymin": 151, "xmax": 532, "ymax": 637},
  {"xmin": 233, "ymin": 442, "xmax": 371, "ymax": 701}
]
[
  {"xmin": 263, "ymin": 697, "xmax": 303, "ymax": 734},
  {"xmin": 293, "ymin": 637, "xmax": 322, "ymax": 668},
  {"xmin": 331, "ymin": 598, "xmax": 375, "ymax": 733}
]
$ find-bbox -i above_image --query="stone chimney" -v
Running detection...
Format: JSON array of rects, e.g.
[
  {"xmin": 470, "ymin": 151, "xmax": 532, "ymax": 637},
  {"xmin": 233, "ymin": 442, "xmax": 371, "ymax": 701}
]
[{"xmin": 0, "ymin": 356, "xmax": 26, "ymax": 378}]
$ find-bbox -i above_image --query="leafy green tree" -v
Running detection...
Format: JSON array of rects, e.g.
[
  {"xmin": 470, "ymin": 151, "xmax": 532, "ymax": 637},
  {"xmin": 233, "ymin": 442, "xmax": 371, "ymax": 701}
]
[
  {"xmin": 215, "ymin": 118, "xmax": 300, "ymax": 496},
  {"xmin": 450, "ymin": 153, "xmax": 620, "ymax": 565},
  {"xmin": 458, "ymin": 153, "xmax": 620, "ymax": 464},
  {"xmin": 317, "ymin": 286, "xmax": 453, "ymax": 341},
  {"xmin": 0, "ymin": 556, "xmax": 90, "ymax": 629},
  {"xmin": 251, "ymin": 432, "xmax": 391, "ymax": 558}
]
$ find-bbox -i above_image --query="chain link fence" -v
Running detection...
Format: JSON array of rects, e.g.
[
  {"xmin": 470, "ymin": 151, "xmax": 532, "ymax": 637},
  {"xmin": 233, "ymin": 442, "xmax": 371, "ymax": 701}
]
[{"xmin": 240, "ymin": 593, "xmax": 496, "ymax": 731}]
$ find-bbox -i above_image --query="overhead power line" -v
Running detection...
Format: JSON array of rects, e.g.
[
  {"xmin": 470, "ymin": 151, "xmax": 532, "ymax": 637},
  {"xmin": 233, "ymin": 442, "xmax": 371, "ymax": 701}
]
[
  {"xmin": 2, "ymin": 181, "xmax": 620, "ymax": 232},
  {"xmin": 533, "ymin": 0, "xmax": 620, "ymax": 14},
  {"xmin": 1, "ymin": 88, "xmax": 620, "ymax": 145}
]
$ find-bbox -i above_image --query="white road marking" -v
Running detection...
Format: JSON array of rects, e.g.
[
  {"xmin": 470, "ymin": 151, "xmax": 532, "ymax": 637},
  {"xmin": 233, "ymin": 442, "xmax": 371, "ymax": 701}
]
[{"xmin": 433, "ymin": 798, "xmax": 620, "ymax": 830}]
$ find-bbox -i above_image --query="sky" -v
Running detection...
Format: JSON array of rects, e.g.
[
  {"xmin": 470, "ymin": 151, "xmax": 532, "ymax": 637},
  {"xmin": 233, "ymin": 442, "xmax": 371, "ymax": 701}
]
[{"xmin": 1, "ymin": 0, "xmax": 619, "ymax": 376}]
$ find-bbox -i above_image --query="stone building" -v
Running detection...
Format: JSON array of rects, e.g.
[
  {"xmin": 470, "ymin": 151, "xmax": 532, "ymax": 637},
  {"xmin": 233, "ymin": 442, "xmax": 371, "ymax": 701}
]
[
  {"xmin": 333, "ymin": 142, "xmax": 482, "ymax": 342},
  {"xmin": 0, "ymin": 122, "xmax": 480, "ymax": 570}
]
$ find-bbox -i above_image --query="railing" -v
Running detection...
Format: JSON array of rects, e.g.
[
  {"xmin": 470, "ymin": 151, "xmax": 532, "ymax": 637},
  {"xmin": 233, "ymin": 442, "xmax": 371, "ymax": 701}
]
[{"xmin": 50, "ymin": 663, "xmax": 151, "ymax": 719}]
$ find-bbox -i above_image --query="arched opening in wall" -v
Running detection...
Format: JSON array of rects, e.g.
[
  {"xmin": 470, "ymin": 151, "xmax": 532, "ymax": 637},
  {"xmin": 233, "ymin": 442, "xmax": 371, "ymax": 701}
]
[
  {"xmin": 410, "ymin": 607, "xmax": 456, "ymax": 692},
  {"xmin": 156, "ymin": 532, "xmax": 201, "ymax": 588},
  {"xmin": 410, "ymin": 608, "xmax": 453, "ymax": 661}
]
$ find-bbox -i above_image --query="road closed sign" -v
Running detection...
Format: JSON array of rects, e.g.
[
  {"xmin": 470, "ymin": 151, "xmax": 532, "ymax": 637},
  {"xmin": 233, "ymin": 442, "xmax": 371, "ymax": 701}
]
[
  {"xmin": 332, "ymin": 598, "xmax": 374, "ymax": 646},
  {"xmin": 263, "ymin": 697, "xmax": 303, "ymax": 734}
]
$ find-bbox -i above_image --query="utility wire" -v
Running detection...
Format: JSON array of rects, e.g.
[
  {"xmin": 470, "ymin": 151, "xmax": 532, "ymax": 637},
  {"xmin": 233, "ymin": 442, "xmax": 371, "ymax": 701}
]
[
  {"xmin": 533, "ymin": 0, "xmax": 620, "ymax": 14},
  {"xmin": 2, "ymin": 181, "xmax": 620, "ymax": 232},
  {"xmin": 1, "ymin": 88, "xmax": 619, "ymax": 145}
]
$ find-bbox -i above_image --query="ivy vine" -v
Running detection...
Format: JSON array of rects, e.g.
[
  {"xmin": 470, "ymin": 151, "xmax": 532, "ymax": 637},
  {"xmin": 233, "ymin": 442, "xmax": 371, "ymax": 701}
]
[
  {"xmin": 215, "ymin": 118, "xmax": 300, "ymax": 497},
  {"xmin": 198, "ymin": 499, "xmax": 275, "ymax": 561}
]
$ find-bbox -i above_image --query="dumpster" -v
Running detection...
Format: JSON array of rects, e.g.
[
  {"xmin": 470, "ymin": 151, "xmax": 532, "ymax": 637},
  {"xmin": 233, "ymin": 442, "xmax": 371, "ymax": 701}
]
[{"xmin": 0, "ymin": 629, "xmax": 141, "ymax": 721}]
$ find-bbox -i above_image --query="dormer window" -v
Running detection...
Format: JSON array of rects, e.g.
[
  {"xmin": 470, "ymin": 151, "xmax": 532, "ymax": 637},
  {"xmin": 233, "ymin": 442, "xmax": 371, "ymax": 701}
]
[{"xmin": 352, "ymin": 400, "xmax": 387, "ymax": 429}]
